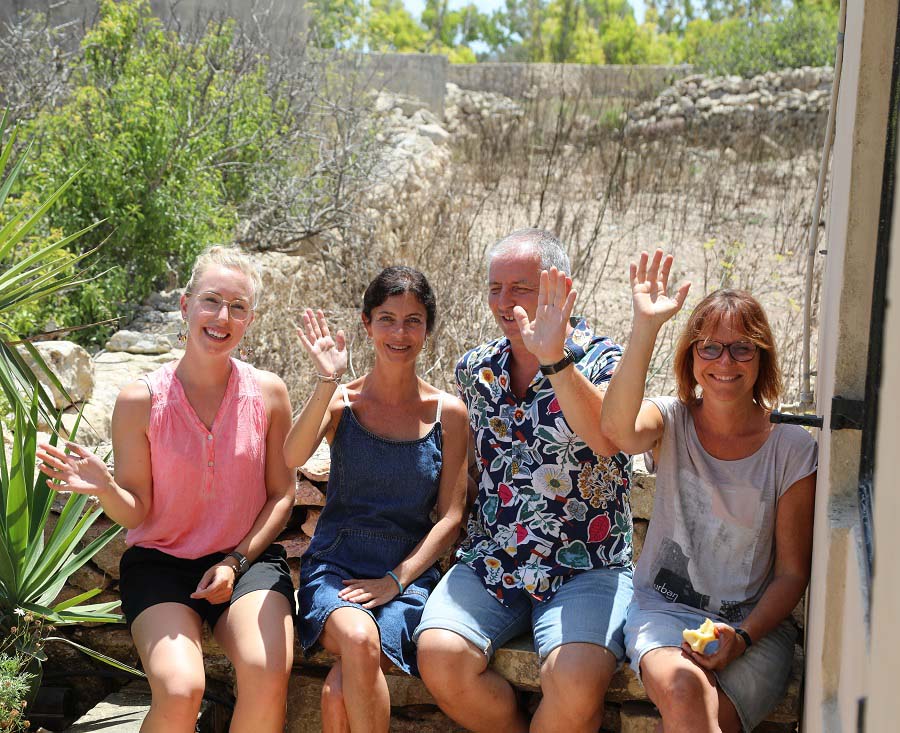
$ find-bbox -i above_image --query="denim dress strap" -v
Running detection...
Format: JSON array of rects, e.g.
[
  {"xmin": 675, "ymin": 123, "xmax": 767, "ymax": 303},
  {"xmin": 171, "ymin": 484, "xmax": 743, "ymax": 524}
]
[
  {"xmin": 340, "ymin": 384, "xmax": 351, "ymax": 408},
  {"xmin": 434, "ymin": 392, "xmax": 443, "ymax": 423}
]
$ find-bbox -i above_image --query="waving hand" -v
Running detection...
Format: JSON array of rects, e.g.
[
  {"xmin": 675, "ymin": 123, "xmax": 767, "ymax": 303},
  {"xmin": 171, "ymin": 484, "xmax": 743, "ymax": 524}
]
[
  {"xmin": 296, "ymin": 308, "xmax": 347, "ymax": 378},
  {"xmin": 514, "ymin": 267, "xmax": 577, "ymax": 365},
  {"xmin": 631, "ymin": 249, "xmax": 691, "ymax": 330}
]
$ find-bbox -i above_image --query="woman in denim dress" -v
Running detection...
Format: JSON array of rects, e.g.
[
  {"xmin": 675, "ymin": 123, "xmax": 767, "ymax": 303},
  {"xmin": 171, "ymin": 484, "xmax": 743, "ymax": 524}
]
[{"xmin": 284, "ymin": 267, "xmax": 468, "ymax": 733}]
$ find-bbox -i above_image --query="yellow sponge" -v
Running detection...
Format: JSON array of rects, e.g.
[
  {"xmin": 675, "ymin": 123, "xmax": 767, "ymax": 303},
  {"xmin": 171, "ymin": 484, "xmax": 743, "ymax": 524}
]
[{"xmin": 682, "ymin": 618, "xmax": 717, "ymax": 653}]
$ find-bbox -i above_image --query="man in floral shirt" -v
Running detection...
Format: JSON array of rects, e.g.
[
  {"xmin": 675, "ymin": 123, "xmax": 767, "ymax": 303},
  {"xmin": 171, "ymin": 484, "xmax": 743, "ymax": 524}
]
[{"xmin": 417, "ymin": 229, "xmax": 634, "ymax": 733}]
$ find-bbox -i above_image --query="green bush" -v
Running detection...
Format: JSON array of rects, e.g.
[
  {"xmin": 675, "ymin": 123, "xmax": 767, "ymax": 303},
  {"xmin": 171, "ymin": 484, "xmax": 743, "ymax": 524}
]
[
  {"xmin": 19, "ymin": 0, "xmax": 291, "ymax": 343},
  {"xmin": 684, "ymin": 4, "xmax": 838, "ymax": 77}
]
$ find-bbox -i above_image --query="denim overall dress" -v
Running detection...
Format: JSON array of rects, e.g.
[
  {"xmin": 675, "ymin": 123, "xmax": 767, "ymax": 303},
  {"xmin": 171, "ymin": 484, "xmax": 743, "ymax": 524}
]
[{"xmin": 298, "ymin": 385, "xmax": 444, "ymax": 675}]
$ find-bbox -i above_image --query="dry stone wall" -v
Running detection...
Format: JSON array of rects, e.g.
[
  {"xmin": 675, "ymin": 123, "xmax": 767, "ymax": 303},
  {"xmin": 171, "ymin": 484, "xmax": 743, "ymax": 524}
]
[{"xmin": 625, "ymin": 66, "xmax": 833, "ymax": 144}]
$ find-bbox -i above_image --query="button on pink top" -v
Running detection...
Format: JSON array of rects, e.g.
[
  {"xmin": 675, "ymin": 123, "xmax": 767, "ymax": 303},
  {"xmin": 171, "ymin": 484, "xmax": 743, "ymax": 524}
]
[{"xmin": 125, "ymin": 358, "xmax": 268, "ymax": 559}]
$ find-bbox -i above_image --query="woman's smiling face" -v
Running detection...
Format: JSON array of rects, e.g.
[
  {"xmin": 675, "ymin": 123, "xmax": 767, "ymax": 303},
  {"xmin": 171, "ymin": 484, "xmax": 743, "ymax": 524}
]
[
  {"xmin": 180, "ymin": 264, "xmax": 255, "ymax": 355},
  {"xmin": 363, "ymin": 291, "xmax": 428, "ymax": 363},
  {"xmin": 692, "ymin": 316, "xmax": 760, "ymax": 405}
]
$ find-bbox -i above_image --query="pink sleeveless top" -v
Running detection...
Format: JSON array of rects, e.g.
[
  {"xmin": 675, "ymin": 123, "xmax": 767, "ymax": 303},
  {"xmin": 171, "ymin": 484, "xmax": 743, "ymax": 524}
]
[{"xmin": 125, "ymin": 358, "xmax": 268, "ymax": 559}]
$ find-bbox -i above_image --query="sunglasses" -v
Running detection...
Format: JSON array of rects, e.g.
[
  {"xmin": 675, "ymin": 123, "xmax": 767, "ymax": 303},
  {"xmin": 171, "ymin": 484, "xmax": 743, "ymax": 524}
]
[{"xmin": 694, "ymin": 340, "xmax": 758, "ymax": 362}]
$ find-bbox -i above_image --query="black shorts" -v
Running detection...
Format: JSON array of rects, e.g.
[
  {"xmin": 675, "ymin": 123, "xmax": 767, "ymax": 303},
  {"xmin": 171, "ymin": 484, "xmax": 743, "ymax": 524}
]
[{"xmin": 119, "ymin": 544, "xmax": 296, "ymax": 630}]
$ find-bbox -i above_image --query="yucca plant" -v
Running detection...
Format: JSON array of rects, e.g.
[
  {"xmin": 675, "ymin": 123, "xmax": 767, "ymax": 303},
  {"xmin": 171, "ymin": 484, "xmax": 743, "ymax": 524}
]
[
  {"xmin": 0, "ymin": 109, "xmax": 102, "ymax": 424},
  {"xmin": 0, "ymin": 111, "xmax": 140, "ymax": 677},
  {"xmin": 0, "ymin": 392, "xmax": 120, "ymax": 624},
  {"xmin": 1, "ymin": 389, "xmax": 141, "ymax": 675}
]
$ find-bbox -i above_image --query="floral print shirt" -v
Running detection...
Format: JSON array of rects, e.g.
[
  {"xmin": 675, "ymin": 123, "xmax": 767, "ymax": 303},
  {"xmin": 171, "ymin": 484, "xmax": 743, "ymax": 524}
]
[{"xmin": 455, "ymin": 319, "xmax": 633, "ymax": 606}]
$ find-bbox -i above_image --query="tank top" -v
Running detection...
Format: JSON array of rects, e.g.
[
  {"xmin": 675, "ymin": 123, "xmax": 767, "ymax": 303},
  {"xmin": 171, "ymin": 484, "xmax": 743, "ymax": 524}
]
[
  {"xmin": 302, "ymin": 385, "xmax": 443, "ymax": 578},
  {"xmin": 125, "ymin": 358, "xmax": 268, "ymax": 558}
]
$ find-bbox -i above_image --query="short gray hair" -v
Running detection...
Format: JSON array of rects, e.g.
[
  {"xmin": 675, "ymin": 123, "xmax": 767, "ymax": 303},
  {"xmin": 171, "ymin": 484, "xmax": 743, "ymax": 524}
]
[
  {"xmin": 487, "ymin": 228, "xmax": 571, "ymax": 276},
  {"xmin": 185, "ymin": 245, "xmax": 262, "ymax": 307}
]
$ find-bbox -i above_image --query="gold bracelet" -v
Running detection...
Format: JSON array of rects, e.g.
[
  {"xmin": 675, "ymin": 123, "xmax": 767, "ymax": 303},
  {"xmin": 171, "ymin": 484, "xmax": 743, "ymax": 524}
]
[{"xmin": 316, "ymin": 372, "xmax": 342, "ymax": 383}]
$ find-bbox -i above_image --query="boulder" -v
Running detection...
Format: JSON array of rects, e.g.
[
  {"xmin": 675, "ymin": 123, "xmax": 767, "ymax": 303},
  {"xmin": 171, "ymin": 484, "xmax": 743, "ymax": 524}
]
[
  {"xmin": 19, "ymin": 341, "xmax": 94, "ymax": 409},
  {"xmin": 105, "ymin": 330, "xmax": 173, "ymax": 355}
]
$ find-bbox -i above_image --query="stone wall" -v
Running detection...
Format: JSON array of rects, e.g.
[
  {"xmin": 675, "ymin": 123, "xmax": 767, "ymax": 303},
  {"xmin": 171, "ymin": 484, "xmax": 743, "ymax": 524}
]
[
  {"xmin": 448, "ymin": 63, "xmax": 692, "ymax": 100},
  {"xmin": 625, "ymin": 66, "xmax": 832, "ymax": 144}
]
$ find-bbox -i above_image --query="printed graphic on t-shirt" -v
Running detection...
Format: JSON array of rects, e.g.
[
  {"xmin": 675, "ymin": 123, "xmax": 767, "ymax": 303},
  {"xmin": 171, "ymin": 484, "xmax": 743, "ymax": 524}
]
[{"xmin": 648, "ymin": 468, "xmax": 764, "ymax": 618}]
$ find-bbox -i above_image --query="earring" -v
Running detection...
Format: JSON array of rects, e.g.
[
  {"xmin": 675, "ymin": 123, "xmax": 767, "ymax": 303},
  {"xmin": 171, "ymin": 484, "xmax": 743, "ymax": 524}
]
[
  {"xmin": 238, "ymin": 344, "xmax": 254, "ymax": 361},
  {"xmin": 177, "ymin": 321, "xmax": 188, "ymax": 345},
  {"xmin": 423, "ymin": 336, "xmax": 428, "ymax": 348}
]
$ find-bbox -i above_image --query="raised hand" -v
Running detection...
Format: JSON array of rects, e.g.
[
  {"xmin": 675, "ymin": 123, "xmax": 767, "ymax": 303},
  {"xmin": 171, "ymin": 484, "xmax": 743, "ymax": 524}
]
[
  {"xmin": 296, "ymin": 308, "xmax": 348, "ymax": 378},
  {"xmin": 37, "ymin": 442, "xmax": 114, "ymax": 497},
  {"xmin": 630, "ymin": 249, "xmax": 691, "ymax": 330},
  {"xmin": 513, "ymin": 267, "xmax": 577, "ymax": 365}
]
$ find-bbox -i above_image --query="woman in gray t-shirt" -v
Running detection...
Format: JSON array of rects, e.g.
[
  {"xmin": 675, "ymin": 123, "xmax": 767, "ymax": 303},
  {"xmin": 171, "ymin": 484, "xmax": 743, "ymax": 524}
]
[{"xmin": 599, "ymin": 250, "xmax": 818, "ymax": 732}]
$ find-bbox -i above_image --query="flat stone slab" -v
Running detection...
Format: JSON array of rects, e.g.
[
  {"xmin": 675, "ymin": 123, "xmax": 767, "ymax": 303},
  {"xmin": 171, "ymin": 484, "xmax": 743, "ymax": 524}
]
[
  {"xmin": 62, "ymin": 682, "xmax": 214, "ymax": 733},
  {"xmin": 63, "ymin": 683, "xmax": 153, "ymax": 732}
]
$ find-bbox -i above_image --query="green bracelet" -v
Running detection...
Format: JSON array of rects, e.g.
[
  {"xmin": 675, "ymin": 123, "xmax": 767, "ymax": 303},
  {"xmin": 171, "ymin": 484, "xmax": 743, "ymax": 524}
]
[{"xmin": 386, "ymin": 570, "xmax": 404, "ymax": 594}]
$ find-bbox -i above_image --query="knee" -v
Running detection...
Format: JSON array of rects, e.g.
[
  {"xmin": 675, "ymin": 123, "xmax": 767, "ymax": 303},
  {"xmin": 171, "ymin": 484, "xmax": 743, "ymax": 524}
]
[
  {"xmin": 337, "ymin": 623, "xmax": 381, "ymax": 667},
  {"xmin": 152, "ymin": 672, "xmax": 205, "ymax": 717},
  {"xmin": 540, "ymin": 660, "xmax": 607, "ymax": 721},
  {"xmin": 235, "ymin": 658, "xmax": 291, "ymax": 701},
  {"xmin": 417, "ymin": 631, "xmax": 482, "ymax": 695},
  {"xmin": 649, "ymin": 666, "xmax": 711, "ymax": 716}
]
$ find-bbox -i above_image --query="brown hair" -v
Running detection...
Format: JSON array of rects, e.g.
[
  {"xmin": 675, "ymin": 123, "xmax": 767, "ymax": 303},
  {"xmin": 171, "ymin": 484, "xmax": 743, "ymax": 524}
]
[{"xmin": 673, "ymin": 289, "xmax": 782, "ymax": 410}]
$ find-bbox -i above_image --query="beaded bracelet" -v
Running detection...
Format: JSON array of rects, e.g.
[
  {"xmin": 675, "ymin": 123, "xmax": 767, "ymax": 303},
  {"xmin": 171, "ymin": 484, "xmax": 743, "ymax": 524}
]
[
  {"xmin": 316, "ymin": 372, "xmax": 342, "ymax": 383},
  {"xmin": 386, "ymin": 570, "xmax": 405, "ymax": 594}
]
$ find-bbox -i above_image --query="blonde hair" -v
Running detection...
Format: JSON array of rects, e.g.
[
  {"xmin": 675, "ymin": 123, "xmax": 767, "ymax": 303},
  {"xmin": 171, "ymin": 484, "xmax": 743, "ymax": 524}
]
[
  {"xmin": 673, "ymin": 289, "xmax": 782, "ymax": 410},
  {"xmin": 185, "ymin": 245, "xmax": 262, "ymax": 307}
]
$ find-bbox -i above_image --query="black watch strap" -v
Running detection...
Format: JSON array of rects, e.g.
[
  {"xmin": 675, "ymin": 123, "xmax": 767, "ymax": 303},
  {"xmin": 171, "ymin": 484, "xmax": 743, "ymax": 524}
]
[
  {"xmin": 539, "ymin": 346, "xmax": 576, "ymax": 376},
  {"xmin": 734, "ymin": 627, "xmax": 753, "ymax": 648},
  {"xmin": 226, "ymin": 550, "xmax": 248, "ymax": 578}
]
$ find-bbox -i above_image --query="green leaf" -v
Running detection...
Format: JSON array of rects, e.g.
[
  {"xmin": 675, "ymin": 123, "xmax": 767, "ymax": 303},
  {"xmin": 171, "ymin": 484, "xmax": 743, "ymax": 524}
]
[{"xmin": 43, "ymin": 636, "xmax": 143, "ymax": 677}]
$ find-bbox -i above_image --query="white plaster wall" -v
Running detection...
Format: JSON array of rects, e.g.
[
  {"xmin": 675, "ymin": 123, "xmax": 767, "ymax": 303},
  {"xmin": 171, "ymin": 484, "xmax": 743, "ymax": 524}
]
[
  {"xmin": 866, "ymin": 107, "xmax": 900, "ymax": 733},
  {"xmin": 803, "ymin": 0, "xmax": 899, "ymax": 730}
]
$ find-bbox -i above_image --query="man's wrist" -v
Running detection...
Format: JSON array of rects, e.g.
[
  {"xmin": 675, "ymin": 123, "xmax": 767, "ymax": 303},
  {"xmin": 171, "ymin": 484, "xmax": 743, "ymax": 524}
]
[
  {"xmin": 538, "ymin": 350, "xmax": 567, "ymax": 366},
  {"xmin": 539, "ymin": 347, "xmax": 576, "ymax": 375}
]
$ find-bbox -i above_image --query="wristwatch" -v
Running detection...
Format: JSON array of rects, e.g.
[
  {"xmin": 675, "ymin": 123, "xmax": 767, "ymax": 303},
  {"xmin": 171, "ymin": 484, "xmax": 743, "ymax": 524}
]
[
  {"xmin": 226, "ymin": 550, "xmax": 248, "ymax": 578},
  {"xmin": 539, "ymin": 346, "xmax": 576, "ymax": 376}
]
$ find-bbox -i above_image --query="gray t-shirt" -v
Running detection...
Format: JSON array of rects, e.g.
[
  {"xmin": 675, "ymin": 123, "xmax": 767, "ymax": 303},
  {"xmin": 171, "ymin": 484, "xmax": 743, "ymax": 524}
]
[{"xmin": 633, "ymin": 396, "xmax": 818, "ymax": 623}]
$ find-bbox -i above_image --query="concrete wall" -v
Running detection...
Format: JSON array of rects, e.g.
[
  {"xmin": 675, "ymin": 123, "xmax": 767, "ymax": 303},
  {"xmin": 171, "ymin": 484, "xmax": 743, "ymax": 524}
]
[
  {"xmin": 803, "ymin": 0, "xmax": 899, "ymax": 731},
  {"xmin": 448, "ymin": 62, "xmax": 691, "ymax": 100},
  {"xmin": 357, "ymin": 53, "xmax": 448, "ymax": 117}
]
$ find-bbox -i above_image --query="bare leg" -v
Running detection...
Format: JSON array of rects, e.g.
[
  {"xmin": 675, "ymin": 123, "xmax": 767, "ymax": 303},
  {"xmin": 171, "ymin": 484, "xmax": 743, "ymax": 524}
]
[
  {"xmin": 214, "ymin": 590, "xmax": 293, "ymax": 733},
  {"xmin": 640, "ymin": 647, "xmax": 723, "ymax": 733},
  {"xmin": 417, "ymin": 628, "xmax": 529, "ymax": 733},
  {"xmin": 321, "ymin": 660, "xmax": 351, "ymax": 733},
  {"xmin": 319, "ymin": 607, "xmax": 390, "ymax": 733},
  {"xmin": 531, "ymin": 643, "xmax": 617, "ymax": 733},
  {"xmin": 131, "ymin": 603, "xmax": 206, "ymax": 733}
]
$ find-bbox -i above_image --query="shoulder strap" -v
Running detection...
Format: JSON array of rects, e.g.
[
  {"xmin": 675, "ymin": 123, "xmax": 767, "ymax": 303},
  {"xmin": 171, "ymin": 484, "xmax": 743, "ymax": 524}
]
[
  {"xmin": 340, "ymin": 384, "xmax": 351, "ymax": 409},
  {"xmin": 138, "ymin": 375, "xmax": 153, "ymax": 397},
  {"xmin": 434, "ymin": 393, "xmax": 444, "ymax": 423}
]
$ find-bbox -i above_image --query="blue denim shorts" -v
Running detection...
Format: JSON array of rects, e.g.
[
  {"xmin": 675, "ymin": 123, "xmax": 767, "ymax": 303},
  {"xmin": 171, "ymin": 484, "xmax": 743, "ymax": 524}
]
[
  {"xmin": 414, "ymin": 561, "xmax": 633, "ymax": 662},
  {"xmin": 624, "ymin": 603, "xmax": 797, "ymax": 732}
]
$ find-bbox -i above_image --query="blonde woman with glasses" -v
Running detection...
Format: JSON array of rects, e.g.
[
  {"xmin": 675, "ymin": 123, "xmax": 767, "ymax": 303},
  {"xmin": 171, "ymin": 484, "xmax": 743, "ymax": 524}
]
[{"xmin": 37, "ymin": 245, "xmax": 296, "ymax": 733}]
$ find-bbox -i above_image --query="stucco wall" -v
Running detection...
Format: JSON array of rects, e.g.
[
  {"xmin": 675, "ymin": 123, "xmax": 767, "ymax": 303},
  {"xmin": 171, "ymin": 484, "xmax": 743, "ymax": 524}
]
[
  {"xmin": 866, "ymin": 86, "xmax": 900, "ymax": 733},
  {"xmin": 804, "ymin": 1, "xmax": 899, "ymax": 731}
]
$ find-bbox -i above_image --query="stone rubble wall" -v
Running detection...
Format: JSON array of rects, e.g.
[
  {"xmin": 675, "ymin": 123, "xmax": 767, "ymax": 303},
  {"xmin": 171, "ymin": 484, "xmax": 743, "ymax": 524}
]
[{"xmin": 625, "ymin": 66, "xmax": 833, "ymax": 143}]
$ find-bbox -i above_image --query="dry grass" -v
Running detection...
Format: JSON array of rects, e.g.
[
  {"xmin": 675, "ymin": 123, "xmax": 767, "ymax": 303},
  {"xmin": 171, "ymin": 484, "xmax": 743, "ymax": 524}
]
[{"xmin": 247, "ymin": 87, "xmax": 825, "ymax": 409}]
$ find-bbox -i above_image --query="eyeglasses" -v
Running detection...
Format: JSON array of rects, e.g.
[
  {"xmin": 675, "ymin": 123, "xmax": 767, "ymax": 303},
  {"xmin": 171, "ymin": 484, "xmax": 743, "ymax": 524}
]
[
  {"xmin": 694, "ymin": 340, "xmax": 758, "ymax": 362},
  {"xmin": 187, "ymin": 291, "xmax": 253, "ymax": 321}
]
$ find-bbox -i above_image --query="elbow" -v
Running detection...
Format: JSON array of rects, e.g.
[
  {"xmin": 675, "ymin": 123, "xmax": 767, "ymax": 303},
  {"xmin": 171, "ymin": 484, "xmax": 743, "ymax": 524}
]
[{"xmin": 588, "ymin": 436, "xmax": 622, "ymax": 458}]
